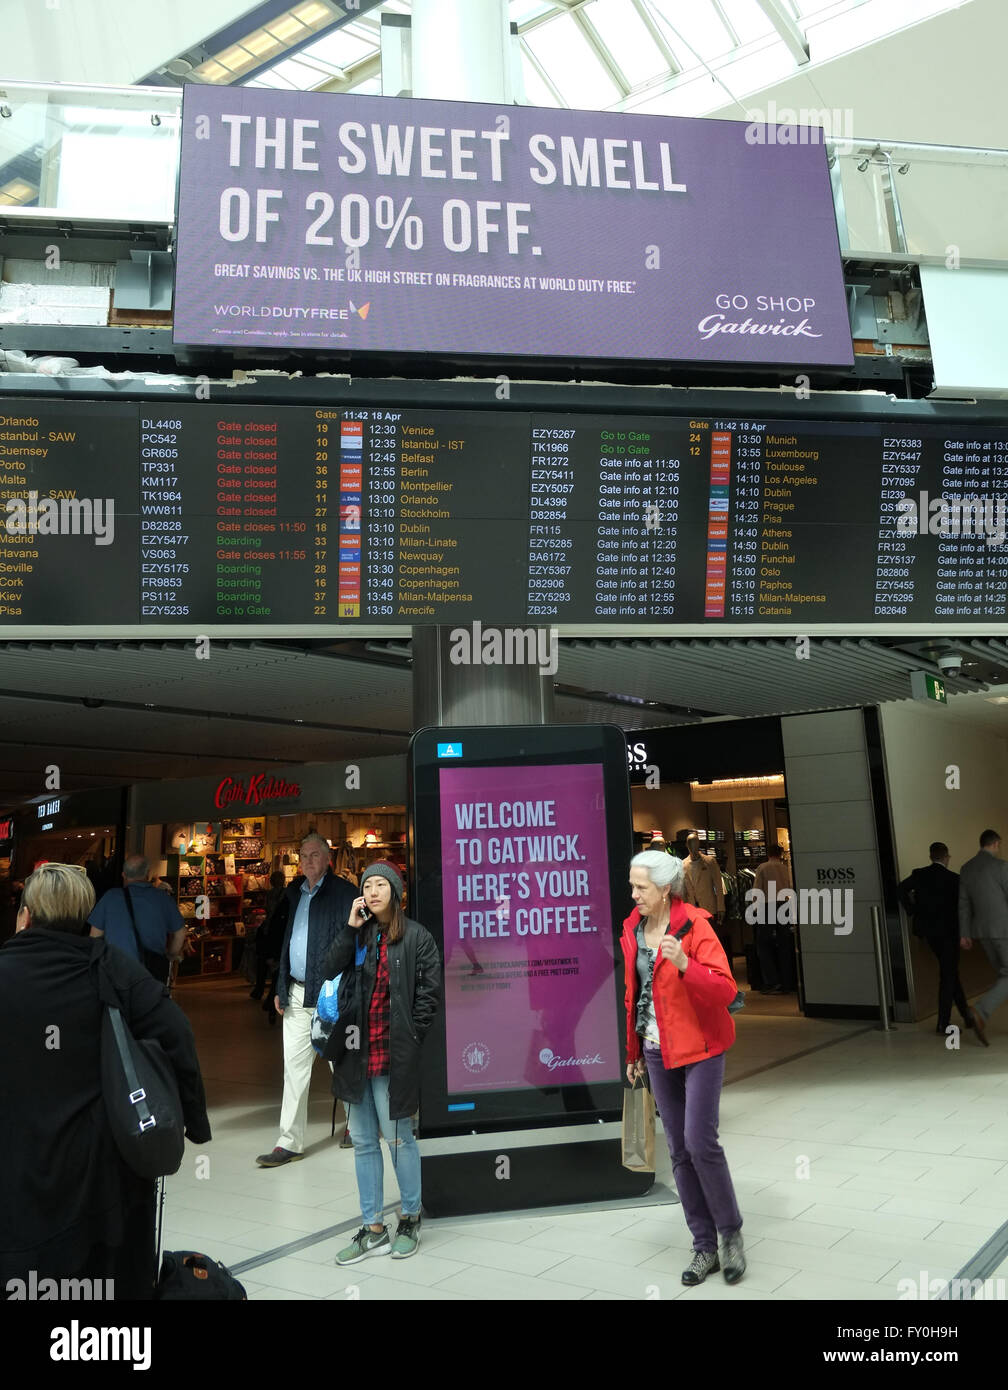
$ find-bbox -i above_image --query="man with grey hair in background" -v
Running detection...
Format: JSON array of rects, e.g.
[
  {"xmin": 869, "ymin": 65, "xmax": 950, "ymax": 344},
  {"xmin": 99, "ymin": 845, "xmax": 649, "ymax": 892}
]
[
  {"xmin": 958, "ymin": 829, "xmax": 1008, "ymax": 1046},
  {"xmin": 88, "ymin": 853, "xmax": 187, "ymax": 981},
  {"xmin": 257, "ymin": 832, "xmax": 357, "ymax": 1167}
]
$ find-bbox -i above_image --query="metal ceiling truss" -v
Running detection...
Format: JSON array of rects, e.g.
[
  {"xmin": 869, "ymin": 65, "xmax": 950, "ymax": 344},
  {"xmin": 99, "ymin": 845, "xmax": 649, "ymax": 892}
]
[
  {"xmin": 631, "ymin": 0, "xmax": 682, "ymax": 76},
  {"xmin": 570, "ymin": 4, "xmax": 633, "ymax": 98},
  {"xmin": 754, "ymin": 0, "xmax": 810, "ymax": 64},
  {"xmin": 520, "ymin": 38, "xmax": 569, "ymax": 106}
]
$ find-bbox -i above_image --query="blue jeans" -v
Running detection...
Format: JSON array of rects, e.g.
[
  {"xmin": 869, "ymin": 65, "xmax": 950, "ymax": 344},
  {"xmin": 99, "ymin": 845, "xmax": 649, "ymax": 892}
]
[
  {"xmin": 350, "ymin": 1075, "xmax": 422, "ymax": 1224},
  {"xmin": 644, "ymin": 1043, "xmax": 742, "ymax": 1253}
]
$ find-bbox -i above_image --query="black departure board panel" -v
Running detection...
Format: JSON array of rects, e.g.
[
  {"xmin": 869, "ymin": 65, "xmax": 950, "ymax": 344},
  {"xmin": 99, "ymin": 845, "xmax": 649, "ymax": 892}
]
[{"xmin": 0, "ymin": 397, "xmax": 1006, "ymax": 627}]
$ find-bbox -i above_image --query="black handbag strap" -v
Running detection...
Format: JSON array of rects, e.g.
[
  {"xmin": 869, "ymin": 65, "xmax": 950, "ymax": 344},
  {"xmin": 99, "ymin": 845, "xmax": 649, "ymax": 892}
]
[
  {"xmin": 122, "ymin": 885, "xmax": 145, "ymax": 957},
  {"xmin": 156, "ymin": 1176, "xmax": 166, "ymax": 1277},
  {"xmin": 107, "ymin": 1003, "xmax": 157, "ymax": 1133},
  {"xmin": 123, "ymin": 886, "xmax": 170, "ymax": 990}
]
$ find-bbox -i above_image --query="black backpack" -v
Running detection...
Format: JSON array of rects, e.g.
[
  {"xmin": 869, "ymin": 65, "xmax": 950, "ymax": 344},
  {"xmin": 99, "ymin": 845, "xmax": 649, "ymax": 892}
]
[
  {"xmin": 94, "ymin": 950, "xmax": 184, "ymax": 1181},
  {"xmin": 155, "ymin": 1251, "xmax": 247, "ymax": 1300}
]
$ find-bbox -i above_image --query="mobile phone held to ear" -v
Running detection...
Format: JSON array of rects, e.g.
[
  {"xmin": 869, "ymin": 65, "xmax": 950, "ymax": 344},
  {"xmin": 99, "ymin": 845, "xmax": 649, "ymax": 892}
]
[{"xmin": 358, "ymin": 905, "xmax": 374, "ymax": 926}]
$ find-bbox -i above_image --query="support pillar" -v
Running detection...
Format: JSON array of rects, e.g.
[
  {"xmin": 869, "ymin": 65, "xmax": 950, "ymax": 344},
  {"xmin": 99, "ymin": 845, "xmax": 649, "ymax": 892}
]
[
  {"xmin": 412, "ymin": 627, "xmax": 555, "ymax": 729},
  {"xmin": 406, "ymin": 0, "xmax": 545, "ymax": 733},
  {"xmin": 409, "ymin": 0, "xmax": 515, "ymax": 103}
]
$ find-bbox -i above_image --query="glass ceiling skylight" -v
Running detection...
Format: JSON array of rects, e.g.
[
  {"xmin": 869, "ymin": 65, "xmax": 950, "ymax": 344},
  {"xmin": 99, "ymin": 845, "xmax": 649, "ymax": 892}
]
[{"xmin": 220, "ymin": 0, "xmax": 973, "ymax": 126}]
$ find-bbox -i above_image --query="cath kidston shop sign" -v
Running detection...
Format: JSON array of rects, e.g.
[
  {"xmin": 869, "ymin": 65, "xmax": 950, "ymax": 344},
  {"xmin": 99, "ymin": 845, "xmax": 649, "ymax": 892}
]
[
  {"xmin": 174, "ymin": 86, "xmax": 853, "ymax": 368},
  {"xmin": 213, "ymin": 773, "xmax": 302, "ymax": 810}
]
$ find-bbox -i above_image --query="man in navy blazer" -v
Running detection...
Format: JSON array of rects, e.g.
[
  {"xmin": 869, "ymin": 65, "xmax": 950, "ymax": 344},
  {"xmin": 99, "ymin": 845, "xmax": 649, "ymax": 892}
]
[{"xmin": 256, "ymin": 833, "xmax": 356, "ymax": 1166}]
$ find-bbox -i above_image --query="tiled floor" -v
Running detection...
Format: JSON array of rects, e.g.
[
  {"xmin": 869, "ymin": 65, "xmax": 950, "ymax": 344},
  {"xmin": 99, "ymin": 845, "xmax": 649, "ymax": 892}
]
[{"xmin": 162, "ymin": 976, "xmax": 1007, "ymax": 1300}]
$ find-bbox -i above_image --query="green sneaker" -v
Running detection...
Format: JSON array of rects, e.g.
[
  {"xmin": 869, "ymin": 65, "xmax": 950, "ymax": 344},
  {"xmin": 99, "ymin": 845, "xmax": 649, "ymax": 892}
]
[
  {"xmin": 390, "ymin": 1215, "xmax": 421, "ymax": 1259},
  {"xmin": 335, "ymin": 1225, "xmax": 390, "ymax": 1265}
]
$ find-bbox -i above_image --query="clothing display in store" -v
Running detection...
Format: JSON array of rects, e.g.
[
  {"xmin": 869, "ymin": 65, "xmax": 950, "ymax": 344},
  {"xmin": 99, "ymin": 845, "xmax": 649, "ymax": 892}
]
[{"xmin": 682, "ymin": 851, "xmax": 725, "ymax": 918}]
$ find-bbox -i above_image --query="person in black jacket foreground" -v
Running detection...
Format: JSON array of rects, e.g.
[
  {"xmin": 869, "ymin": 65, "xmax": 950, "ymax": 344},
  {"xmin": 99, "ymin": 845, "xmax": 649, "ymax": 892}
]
[
  {"xmin": 258, "ymin": 835, "xmax": 357, "ymax": 1167},
  {"xmin": 250, "ymin": 870, "xmax": 291, "ymax": 1021},
  {"xmin": 899, "ymin": 841, "xmax": 976, "ymax": 1037},
  {"xmin": 0, "ymin": 863, "xmax": 211, "ymax": 1300},
  {"xmin": 329, "ymin": 862, "xmax": 441, "ymax": 1264}
]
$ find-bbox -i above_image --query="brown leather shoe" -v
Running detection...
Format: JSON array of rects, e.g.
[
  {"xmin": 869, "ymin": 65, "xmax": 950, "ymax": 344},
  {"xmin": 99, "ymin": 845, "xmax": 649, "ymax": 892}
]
[{"xmin": 971, "ymin": 1009, "xmax": 990, "ymax": 1046}]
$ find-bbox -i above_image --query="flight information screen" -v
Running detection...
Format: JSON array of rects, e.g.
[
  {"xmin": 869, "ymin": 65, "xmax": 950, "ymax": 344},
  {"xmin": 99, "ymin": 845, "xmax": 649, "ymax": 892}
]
[{"xmin": 0, "ymin": 397, "xmax": 1004, "ymax": 627}]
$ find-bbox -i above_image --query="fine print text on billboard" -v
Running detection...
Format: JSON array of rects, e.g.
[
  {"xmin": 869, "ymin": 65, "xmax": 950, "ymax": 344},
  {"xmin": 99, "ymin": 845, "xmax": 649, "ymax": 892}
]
[{"xmin": 175, "ymin": 86, "xmax": 853, "ymax": 368}]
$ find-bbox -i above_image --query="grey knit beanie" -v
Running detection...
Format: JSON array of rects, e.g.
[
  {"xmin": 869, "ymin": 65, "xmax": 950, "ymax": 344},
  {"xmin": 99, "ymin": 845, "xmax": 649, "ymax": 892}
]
[{"xmin": 360, "ymin": 860, "xmax": 404, "ymax": 900}]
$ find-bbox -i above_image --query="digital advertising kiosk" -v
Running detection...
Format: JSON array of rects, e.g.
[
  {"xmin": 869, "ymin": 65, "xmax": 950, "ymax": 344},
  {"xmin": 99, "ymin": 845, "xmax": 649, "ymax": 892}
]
[{"xmin": 408, "ymin": 723, "xmax": 653, "ymax": 1216}]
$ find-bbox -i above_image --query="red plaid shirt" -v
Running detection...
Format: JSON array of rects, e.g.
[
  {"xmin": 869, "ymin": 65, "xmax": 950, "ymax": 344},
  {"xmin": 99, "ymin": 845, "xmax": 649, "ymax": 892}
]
[{"xmin": 366, "ymin": 934, "xmax": 391, "ymax": 1076}]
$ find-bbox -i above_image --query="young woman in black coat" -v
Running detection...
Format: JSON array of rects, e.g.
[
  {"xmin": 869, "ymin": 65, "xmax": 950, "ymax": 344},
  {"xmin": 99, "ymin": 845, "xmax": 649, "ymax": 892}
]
[
  {"xmin": 0, "ymin": 863, "xmax": 211, "ymax": 1300},
  {"xmin": 326, "ymin": 862, "xmax": 441, "ymax": 1266}
]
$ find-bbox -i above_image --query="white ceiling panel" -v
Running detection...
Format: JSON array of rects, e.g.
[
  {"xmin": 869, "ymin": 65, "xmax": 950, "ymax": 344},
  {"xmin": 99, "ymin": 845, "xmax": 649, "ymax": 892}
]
[{"xmin": 1, "ymin": 636, "xmax": 1005, "ymax": 804}]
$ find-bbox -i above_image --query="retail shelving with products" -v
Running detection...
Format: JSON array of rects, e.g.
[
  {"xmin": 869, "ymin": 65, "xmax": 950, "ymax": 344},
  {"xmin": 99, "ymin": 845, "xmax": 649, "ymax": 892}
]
[
  {"xmin": 166, "ymin": 848, "xmax": 247, "ymax": 977},
  {"xmin": 220, "ymin": 818, "xmax": 271, "ymax": 922},
  {"xmin": 734, "ymin": 830, "xmax": 766, "ymax": 862}
]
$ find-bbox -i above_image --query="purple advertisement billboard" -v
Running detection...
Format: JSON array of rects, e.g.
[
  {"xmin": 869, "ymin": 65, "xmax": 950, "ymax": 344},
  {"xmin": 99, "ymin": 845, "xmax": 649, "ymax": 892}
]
[
  {"xmin": 439, "ymin": 762, "xmax": 620, "ymax": 1094},
  {"xmin": 174, "ymin": 86, "xmax": 853, "ymax": 368}
]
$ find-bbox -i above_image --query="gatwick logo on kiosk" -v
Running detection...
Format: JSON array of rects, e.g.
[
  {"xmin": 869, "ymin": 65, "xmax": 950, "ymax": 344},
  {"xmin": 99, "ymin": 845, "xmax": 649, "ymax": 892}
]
[
  {"xmin": 538, "ymin": 1047, "xmax": 604, "ymax": 1071},
  {"xmin": 214, "ymin": 773, "xmax": 302, "ymax": 810}
]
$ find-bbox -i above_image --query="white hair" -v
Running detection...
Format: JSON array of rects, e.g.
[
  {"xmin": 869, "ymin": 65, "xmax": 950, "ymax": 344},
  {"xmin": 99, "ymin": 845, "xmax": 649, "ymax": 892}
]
[
  {"xmin": 300, "ymin": 833, "xmax": 331, "ymax": 856},
  {"xmin": 630, "ymin": 850, "xmax": 684, "ymax": 898}
]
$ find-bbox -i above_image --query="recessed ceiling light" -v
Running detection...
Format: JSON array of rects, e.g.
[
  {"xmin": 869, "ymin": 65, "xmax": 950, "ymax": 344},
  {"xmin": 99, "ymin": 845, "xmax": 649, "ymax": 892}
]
[
  {"xmin": 243, "ymin": 30, "xmax": 283, "ymax": 57},
  {"xmin": 216, "ymin": 45, "xmax": 256, "ymax": 73},
  {"xmin": 267, "ymin": 14, "xmax": 308, "ymax": 43},
  {"xmin": 293, "ymin": 1, "xmax": 331, "ymax": 27},
  {"xmin": 193, "ymin": 60, "xmax": 229, "ymax": 82}
]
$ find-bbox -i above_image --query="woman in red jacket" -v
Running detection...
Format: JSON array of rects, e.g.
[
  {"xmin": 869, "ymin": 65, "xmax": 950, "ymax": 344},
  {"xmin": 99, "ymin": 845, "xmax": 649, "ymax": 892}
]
[{"xmin": 622, "ymin": 850, "xmax": 745, "ymax": 1287}]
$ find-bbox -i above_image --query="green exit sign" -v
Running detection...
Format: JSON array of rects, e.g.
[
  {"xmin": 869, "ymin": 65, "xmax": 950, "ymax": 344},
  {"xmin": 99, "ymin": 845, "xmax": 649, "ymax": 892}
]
[{"xmin": 911, "ymin": 671, "xmax": 948, "ymax": 704}]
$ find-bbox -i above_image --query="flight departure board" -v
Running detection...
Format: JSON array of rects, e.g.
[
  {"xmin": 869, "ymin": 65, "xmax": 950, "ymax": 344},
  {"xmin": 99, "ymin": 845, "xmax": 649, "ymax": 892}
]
[{"xmin": 0, "ymin": 397, "xmax": 1006, "ymax": 628}]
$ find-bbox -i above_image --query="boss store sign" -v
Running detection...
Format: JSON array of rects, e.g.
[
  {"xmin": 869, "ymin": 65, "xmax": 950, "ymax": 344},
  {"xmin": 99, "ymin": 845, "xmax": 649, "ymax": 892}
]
[
  {"xmin": 816, "ymin": 865, "xmax": 856, "ymax": 884},
  {"xmin": 625, "ymin": 717, "xmax": 787, "ymax": 786}
]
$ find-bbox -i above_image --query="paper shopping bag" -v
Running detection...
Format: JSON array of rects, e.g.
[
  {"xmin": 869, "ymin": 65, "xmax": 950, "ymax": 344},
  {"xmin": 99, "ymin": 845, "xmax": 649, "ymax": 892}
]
[{"xmin": 621, "ymin": 1075, "xmax": 656, "ymax": 1172}]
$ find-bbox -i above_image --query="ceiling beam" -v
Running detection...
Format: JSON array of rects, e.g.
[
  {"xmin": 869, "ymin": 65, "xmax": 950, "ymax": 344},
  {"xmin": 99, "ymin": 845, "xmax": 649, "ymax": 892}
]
[
  {"xmin": 711, "ymin": 0, "xmax": 741, "ymax": 49},
  {"xmin": 0, "ymin": 686, "xmax": 406, "ymax": 738},
  {"xmin": 571, "ymin": 5, "xmax": 632, "ymax": 98},
  {"xmin": 633, "ymin": 0, "xmax": 682, "ymax": 76},
  {"xmin": 314, "ymin": 50, "xmax": 381, "ymax": 92},
  {"xmin": 516, "ymin": 0, "xmax": 589, "ymax": 38},
  {"xmin": 755, "ymin": 0, "xmax": 810, "ymax": 64},
  {"xmin": 520, "ymin": 37, "xmax": 568, "ymax": 107}
]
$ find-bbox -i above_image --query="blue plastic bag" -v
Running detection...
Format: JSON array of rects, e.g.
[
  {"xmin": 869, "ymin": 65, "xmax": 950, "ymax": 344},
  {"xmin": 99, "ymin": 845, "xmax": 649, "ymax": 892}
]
[{"xmin": 317, "ymin": 973, "xmax": 344, "ymax": 1024}]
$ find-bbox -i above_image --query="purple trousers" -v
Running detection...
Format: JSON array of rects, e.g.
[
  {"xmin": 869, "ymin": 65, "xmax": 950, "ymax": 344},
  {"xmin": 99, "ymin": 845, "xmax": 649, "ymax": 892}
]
[{"xmin": 644, "ymin": 1042, "xmax": 742, "ymax": 1253}]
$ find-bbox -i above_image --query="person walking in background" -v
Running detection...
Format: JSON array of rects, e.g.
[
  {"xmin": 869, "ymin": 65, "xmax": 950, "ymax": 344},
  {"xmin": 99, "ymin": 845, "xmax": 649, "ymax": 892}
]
[
  {"xmin": 682, "ymin": 832, "xmax": 731, "ymax": 970},
  {"xmin": 88, "ymin": 853, "xmax": 187, "ymax": 982},
  {"xmin": 958, "ymin": 829, "xmax": 1008, "ymax": 1046},
  {"xmin": 250, "ymin": 870, "xmax": 290, "ymax": 1014},
  {"xmin": 257, "ymin": 835, "xmax": 356, "ymax": 1167},
  {"xmin": 900, "ymin": 841, "xmax": 975, "ymax": 1038},
  {"xmin": 622, "ymin": 850, "xmax": 745, "ymax": 1287},
  {"xmin": 752, "ymin": 843, "xmax": 795, "ymax": 994},
  {"xmin": 330, "ymin": 863, "xmax": 441, "ymax": 1265},
  {"xmin": 1, "ymin": 863, "xmax": 210, "ymax": 1299}
]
